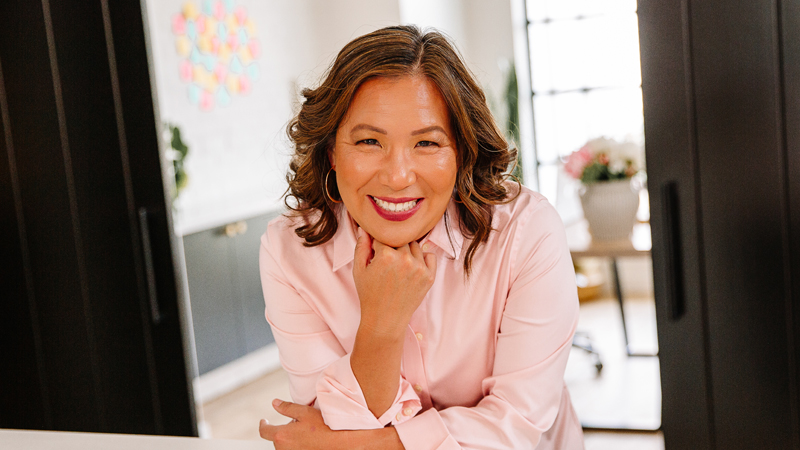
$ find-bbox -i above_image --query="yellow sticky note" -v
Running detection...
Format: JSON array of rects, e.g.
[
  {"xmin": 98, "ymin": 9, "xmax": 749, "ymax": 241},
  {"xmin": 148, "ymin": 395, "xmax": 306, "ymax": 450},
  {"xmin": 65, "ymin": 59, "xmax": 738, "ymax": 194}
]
[
  {"xmin": 245, "ymin": 18, "xmax": 256, "ymax": 37},
  {"xmin": 182, "ymin": 2, "xmax": 199, "ymax": 20},
  {"xmin": 226, "ymin": 75, "xmax": 240, "ymax": 94},
  {"xmin": 176, "ymin": 36, "xmax": 192, "ymax": 57}
]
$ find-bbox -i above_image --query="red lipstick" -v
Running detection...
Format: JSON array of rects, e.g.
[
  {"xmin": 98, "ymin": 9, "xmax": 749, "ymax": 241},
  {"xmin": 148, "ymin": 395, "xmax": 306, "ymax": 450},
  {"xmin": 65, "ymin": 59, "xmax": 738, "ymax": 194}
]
[{"xmin": 369, "ymin": 196, "xmax": 423, "ymax": 222}]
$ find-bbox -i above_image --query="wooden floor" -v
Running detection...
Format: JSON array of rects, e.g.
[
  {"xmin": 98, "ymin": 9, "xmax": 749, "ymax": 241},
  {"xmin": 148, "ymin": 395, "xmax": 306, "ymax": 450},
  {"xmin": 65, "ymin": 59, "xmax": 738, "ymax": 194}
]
[{"xmin": 200, "ymin": 296, "xmax": 664, "ymax": 449}]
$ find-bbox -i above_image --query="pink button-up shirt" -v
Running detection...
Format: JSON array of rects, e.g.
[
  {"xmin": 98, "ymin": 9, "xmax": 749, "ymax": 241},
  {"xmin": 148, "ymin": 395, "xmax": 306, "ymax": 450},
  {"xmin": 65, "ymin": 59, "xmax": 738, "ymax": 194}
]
[{"xmin": 260, "ymin": 186, "xmax": 584, "ymax": 449}]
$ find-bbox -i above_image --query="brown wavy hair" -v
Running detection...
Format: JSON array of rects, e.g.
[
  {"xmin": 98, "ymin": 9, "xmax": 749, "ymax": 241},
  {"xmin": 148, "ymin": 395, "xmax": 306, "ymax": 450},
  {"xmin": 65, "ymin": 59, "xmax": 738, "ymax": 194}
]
[{"xmin": 284, "ymin": 25, "xmax": 518, "ymax": 275}]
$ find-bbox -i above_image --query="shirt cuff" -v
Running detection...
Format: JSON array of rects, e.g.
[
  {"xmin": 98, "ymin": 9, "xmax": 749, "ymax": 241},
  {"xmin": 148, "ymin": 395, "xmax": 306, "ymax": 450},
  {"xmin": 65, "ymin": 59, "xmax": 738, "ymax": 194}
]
[
  {"xmin": 315, "ymin": 353, "xmax": 422, "ymax": 430},
  {"xmin": 395, "ymin": 408, "xmax": 461, "ymax": 450}
]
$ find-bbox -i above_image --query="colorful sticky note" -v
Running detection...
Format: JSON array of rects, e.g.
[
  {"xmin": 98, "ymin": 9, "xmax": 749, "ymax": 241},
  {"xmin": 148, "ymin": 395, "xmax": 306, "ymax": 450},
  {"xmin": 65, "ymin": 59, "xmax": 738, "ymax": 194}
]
[
  {"xmin": 214, "ymin": 64, "xmax": 228, "ymax": 83},
  {"xmin": 179, "ymin": 60, "xmax": 193, "ymax": 81},
  {"xmin": 248, "ymin": 39, "xmax": 260, "ymax": 58},
  {"xmin": 183, "ymin": 1, "xmax": 199, "ymax": 20},
  {"xmin": 238, "ymin": 28, "xmax": 248, "ymax": 46},
  {"xmin": 246, "ymin": 62, "xmax": 259, "ymax": 81},
  {"xmin": 226, "ymin": 75, "xmax": 239, "ymax": 94},
  {"xmin": 245, "ymin": 18, "xmax": 256, "ymax": 37},
  {"xmin": 229, "ymin": 55, "xmax": 243, "ymax": 74},
  {"xmin": 225, "ymin": 0, "xmax": 235, "ymax": 13},
  {"xmin": 188, "ymin": 84, "xmax": 201, "ymax": 104},
  {"xmin": 239, "ymin": 74, "xmax": 251, "ymax": 94},
  {"xmin": 217, "ymin": 87, "xmax": 231, "ymax": 106},
  {"xmin": 186, "ymin": 19, "xmax": 197, "ymax": 40},
  {"xmin": 203, "ymin": 0, "xmax": 214, "ymax": 15},
  {"xmin": 214, "ymin": 1, "xmax": 225, "ymax": 20},
  {"xmin": 234, "ymin": 6, "xmax": 247, "ymax": 26},
  {"xmin": 200, "ymin": 91, "xmax": 215, "ymax": 111},
  {"xmin": 176, "ymin": 36, "xmax": 192, "ymax": 57},
  {"xmin": 172, "ymin": 14, "xmax": 186, "ymax": 35}
]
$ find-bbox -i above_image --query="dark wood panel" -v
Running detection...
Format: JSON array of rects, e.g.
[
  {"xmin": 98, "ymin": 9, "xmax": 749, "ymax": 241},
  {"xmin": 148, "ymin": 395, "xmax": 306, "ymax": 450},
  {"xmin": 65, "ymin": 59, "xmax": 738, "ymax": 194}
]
[
  {"xmin": 0, "ymin": 55, "xmax": 49, "ymax": 430},
  {"xmin": 0, "ymin": 0, "xmax": 101, "ymax": 431},
  {"xmin": 690, "ymin": 1, "xmax": 794, "ymax": 447},
  {"xmin": 638, "ymin": 1, "xmax": 712, "ymax": 448},
  {"xmin": 780, "ymin": 0, "xmax": 800, "ymax": 446},
  {"xmin": 46, "ymin": 0, "xmax": 156, "ymax": 434}
]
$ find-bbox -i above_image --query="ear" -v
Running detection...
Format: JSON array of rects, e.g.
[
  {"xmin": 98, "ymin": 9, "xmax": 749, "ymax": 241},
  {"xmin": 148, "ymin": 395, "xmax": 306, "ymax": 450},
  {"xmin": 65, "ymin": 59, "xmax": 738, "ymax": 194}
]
[{"xmin": 327, "ymin": 145, "xmax": 336, "ymax": 170}]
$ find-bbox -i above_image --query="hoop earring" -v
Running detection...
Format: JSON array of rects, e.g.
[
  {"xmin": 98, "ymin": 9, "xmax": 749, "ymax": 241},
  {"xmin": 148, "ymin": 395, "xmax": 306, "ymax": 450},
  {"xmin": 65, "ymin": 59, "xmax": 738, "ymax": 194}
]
[{"xmin": 325, "ymin": 168, "xmax": 342, "ymax": 203}]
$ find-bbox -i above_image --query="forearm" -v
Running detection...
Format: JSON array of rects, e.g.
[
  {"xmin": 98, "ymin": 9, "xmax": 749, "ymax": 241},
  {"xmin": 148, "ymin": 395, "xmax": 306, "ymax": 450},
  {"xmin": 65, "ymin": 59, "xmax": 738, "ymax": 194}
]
[
  {"xmin": 350, "ymin": 322, "xmax": 405, "ymax": 419},
  {"xmin": 341, "ymin": 425, "xmax": 405, "ymax": 450}
]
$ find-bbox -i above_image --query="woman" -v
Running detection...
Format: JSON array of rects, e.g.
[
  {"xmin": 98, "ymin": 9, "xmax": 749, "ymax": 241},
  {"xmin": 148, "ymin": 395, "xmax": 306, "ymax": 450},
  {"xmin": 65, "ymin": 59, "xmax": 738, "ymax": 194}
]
[{"xmin": 258, "ymin": 25, "xmax": 584, "ymax": 449}]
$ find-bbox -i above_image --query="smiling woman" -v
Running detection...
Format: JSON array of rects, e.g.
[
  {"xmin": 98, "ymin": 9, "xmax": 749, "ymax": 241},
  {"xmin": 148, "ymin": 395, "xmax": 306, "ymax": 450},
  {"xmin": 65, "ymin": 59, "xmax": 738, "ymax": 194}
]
[{"xmin": 258, "ymin": 25, "xmax": 584, "ymax": 449}]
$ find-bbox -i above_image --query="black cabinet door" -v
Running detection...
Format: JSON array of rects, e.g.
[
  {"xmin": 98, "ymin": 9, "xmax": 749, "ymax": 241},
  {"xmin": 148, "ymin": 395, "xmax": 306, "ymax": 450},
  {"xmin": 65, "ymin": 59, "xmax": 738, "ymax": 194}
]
[
  {"xmin": 640, "ymin": 0, "xmax": 800, "ymax": 448},
  {"xmin": 0, "ymin": 0, "xmax": 195, "ymax": 435}
]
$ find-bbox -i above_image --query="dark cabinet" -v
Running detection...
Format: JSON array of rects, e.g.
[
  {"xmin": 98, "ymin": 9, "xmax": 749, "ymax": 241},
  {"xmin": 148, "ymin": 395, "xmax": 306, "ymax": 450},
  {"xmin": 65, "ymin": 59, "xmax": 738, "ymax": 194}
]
[
  {"xmin": 184, "ymin": 212, "xmax": 279, "ymax": 375},
  {"xmin": 639, "ymin": 1, "xmax": 800, "ymax": 448}
]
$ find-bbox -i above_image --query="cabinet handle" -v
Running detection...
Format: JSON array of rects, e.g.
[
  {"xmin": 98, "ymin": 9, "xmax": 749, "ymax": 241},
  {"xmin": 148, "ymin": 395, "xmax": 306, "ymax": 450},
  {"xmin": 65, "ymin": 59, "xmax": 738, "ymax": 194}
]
[
  {"xmin": 223, "ymin": 220, "xmax": 248, "ymax": 237},
  {"xmin": 661, "ymin": 182, "xmax": 685, "ymax": 320},
  {"xmin": 138, "ymin": 207, "xmax": 162, "ymax": 324}
]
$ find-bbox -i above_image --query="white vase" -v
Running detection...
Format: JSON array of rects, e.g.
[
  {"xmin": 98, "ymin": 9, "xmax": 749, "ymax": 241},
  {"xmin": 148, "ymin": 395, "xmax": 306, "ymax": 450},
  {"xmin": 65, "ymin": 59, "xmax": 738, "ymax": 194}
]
[{"xmin": 579, "ymin": 179, "xmax": 640, "ymax": 241}]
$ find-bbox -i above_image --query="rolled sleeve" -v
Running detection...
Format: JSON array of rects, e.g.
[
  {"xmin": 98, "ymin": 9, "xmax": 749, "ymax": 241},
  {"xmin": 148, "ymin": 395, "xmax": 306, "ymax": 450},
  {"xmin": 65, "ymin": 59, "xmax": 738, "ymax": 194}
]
[
  {"xmin": 317, "ymin": 354, "xmax": 422, "ymax": 429},
  {"xmin": 260, "ymin": 227, "xmax": 422, "ymax": 430}
]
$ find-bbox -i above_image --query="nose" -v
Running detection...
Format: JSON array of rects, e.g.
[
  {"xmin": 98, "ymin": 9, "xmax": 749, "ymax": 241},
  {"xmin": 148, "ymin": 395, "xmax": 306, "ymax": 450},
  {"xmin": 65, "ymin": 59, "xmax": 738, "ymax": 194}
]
[{"xmin": 379, "ymin": 146, "xmax": 416, "ymax": 191}]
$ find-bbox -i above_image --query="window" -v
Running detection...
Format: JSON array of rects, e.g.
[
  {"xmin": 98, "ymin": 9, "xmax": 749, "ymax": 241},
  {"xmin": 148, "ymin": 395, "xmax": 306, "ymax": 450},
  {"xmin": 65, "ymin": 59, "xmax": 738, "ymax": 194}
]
[{"xmin": 525, "ymin": 0, "xmax": 644, "ymax": 223}]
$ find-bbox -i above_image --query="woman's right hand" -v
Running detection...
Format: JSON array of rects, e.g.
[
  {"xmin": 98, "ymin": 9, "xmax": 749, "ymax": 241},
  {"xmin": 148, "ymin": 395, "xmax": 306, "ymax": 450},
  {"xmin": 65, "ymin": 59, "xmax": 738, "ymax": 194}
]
[{"xmin": 352, "ymin": 228, "xmax": 437, "ymax": 340}]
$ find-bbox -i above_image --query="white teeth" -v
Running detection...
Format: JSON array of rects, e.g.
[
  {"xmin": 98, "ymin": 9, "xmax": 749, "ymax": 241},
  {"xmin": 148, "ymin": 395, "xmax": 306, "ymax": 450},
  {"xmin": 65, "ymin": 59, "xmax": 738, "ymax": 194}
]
[{"xmin": 373, "ymin": 197, "xmax": 418, "ymax": 213}]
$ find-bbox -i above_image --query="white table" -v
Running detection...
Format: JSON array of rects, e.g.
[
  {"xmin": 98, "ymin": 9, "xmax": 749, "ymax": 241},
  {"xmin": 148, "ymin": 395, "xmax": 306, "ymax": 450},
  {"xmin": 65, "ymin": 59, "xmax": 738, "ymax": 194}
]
[{"xmin": 0, "ymin": 429, "xmax": 271, "ymax": 450}]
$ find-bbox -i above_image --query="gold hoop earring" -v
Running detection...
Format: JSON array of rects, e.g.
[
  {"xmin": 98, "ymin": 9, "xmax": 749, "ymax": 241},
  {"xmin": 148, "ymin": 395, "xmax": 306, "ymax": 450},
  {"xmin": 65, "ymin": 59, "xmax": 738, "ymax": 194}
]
[{"xmin": 325, "ymin": 168, "xmax": 342, "ymax": 203}]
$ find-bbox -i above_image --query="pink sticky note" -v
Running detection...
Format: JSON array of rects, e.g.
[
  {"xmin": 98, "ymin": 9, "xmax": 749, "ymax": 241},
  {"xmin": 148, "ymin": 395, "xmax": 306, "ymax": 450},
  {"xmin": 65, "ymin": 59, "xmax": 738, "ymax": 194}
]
[
  {"xmin": 200, "ymin": 90, "xmax": 215, "ymax": 111},
  {"xmin": 248, "ymin": 39, "xmax": 260, "ymax": 58},
  {"xmin": 196, "ymin": 16, "xmax": 206, "ymax": 34},
  {"xmin": 179, "ymin": 60, "xmax": 193, "ymax": 82},
  {"xmin": 214, "ymin": 1, "xmax": 225, "ymax": 20},
  {"xmin": 211, "ymin": 36, "xmax": 220, "ymax": 54},
  {"xmin": 227, "ymin": 33, "xmax": 238, "ymax": 51},
  {"xmin": 234, "ymin": 6, "xmax": 247, "ymax": 25},
  {"xmin": 214, "ymin": 64, "xmax": 228, "ymax": 83},
  {"xmin": 239, "ymin": 75, "xmax": 251, "ymax": 94},
  {"xmin": 172, "ymin": 14, "xmax": 186, "ymax": 35}
]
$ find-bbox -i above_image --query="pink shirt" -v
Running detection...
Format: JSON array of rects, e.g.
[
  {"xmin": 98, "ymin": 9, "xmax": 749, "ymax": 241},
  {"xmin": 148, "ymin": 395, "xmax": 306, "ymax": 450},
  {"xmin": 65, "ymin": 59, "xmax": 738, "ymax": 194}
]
[{"xmin": 260, "ymin": 186, "xmax": 585, "ymax": 449}]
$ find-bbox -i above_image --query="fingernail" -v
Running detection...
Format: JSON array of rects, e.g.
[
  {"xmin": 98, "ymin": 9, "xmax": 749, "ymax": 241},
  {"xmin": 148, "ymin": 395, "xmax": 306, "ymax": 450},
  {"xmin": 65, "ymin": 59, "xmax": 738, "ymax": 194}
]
[
  {"xmin": 260, "ymin": 418, "xmax": 268, "ymax": 426},
  {"xmin": 272, "ymin": 398, "xmax": 282, "ymax": 408}
]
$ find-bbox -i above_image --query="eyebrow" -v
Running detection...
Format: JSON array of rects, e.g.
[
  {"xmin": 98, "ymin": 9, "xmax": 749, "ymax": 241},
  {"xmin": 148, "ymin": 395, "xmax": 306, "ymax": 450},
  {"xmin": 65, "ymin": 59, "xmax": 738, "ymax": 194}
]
[
  {"xmin": 350, "ymin": 124, "xmax": 387, "ymax": 134},
  {"xmin": 411, "ymin": 126, "xmax": 447, "ymax": 136},
  {"xmin": 349, "ymin": 124, "xmax": 448, "ymax": 136}
]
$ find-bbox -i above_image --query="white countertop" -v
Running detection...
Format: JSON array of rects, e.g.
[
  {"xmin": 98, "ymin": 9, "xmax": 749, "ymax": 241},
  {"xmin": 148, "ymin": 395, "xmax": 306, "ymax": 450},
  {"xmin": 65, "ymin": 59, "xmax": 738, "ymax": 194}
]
[{"xmin": 0, "ymin": 429, "xmax": 271, "ymax": 450}]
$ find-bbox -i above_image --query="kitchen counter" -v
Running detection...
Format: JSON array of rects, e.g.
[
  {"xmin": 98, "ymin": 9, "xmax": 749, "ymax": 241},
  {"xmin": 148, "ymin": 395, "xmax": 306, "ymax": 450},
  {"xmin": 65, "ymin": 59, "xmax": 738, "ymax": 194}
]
[{"xmin": 0, "ymin": 429, "xmax": 271, "ymax": 450}]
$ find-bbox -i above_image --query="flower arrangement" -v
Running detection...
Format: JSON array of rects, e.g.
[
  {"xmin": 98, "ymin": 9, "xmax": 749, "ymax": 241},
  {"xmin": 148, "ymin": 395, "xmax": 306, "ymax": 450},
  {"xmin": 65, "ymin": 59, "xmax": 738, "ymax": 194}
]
[{"xmin": 564, "ymin": 137, "xmax": 643, "ymax": 184}]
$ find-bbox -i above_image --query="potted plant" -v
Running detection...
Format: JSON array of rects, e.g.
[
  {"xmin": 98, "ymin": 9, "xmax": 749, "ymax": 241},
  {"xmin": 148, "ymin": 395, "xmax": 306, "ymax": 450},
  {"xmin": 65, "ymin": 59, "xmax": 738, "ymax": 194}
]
[{"xmin": 564, "ymin": 137, "xmax": 644, "ymax": 241}]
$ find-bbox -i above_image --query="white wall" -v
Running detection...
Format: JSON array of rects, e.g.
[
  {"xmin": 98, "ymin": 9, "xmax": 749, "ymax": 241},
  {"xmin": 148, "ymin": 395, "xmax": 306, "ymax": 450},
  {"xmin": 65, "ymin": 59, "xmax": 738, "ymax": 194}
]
[{"xmin": 144, "ymin": 0, "xmax": 515, "ymax": 235}]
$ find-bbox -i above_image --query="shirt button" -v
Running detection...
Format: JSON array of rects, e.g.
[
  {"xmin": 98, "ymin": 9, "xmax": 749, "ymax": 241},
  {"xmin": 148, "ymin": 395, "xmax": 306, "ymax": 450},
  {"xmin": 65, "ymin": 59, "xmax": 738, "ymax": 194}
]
[
  {"xmin": 414, "ymin": 384, "xmax": 423, "ymax": 393},
  {"xmin": 415, "ymin": 332, "xmax": 423, "ymax": 341},
  {"xmin": 422, "ymin": 242, "xmax": 431, "ymax": 251},
  {"xmin": 396, "ymin": 412, "xmax": 403, "ymax": 422},
  {"xmin": 403, "ymin": 408, "xmax": 414, "ymax": 416}
]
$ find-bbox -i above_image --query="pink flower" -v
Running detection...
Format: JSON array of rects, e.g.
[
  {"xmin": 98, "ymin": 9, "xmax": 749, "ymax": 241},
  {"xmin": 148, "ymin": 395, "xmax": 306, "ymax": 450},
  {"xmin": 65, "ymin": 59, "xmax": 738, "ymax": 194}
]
[{"xmin": 564, "ymin": 145, "xmax": 593, "ymax": 179}]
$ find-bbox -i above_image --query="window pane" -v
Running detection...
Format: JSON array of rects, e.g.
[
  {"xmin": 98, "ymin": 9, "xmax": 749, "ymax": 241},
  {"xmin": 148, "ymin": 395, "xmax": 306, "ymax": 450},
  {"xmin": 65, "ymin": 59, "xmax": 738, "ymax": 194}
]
[
  {"xmin": 534, "ymin": 92, "xmax": 592, "ymax": 162},
  {"xmin": 530, "ymin": 13, "xmax": 641, "ymax": 93},
  {"xmin": 537, "ymin": 163, "xmax": 559, "ymax": 206},
  {"xmin": 527, "ymin": 0, "xmax": 637, "ymax": 21},
  {"xmin": 585, "ymin": 87, "xmax": 644, "ymax": 142}
]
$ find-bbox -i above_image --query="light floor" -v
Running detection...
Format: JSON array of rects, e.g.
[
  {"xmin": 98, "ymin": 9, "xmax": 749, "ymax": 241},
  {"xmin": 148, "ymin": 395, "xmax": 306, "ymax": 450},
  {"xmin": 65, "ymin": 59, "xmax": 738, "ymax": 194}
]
[{"xmin": 200, "ymin": 296, "xmax": 664, "ymax": 449}]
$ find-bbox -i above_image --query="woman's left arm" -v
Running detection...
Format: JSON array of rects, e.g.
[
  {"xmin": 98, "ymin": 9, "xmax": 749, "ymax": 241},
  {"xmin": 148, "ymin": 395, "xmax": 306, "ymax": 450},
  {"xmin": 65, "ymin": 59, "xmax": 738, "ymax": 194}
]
[{"xmin": 391, "ymin": 199, "xmax": 581, "ymax": 450}]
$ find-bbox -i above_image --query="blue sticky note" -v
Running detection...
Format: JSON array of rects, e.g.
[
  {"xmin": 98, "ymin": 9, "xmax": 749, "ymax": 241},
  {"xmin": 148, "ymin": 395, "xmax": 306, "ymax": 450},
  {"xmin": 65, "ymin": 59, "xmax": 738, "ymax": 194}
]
[
  {"xmin": 246, "ymin": 63, "xmax": 260, "ymax": 81},
  {"xmin": 230, "ymin": 56, "xmax": 243, "ymax": 74},
  {"xmin": 238, "ymin": 28, "xmax": 248, "ymax": 45},
  {"xmin": 217, "ymin": 87, "xmax": 231, "ymax": 106},
  {"xmin": 188, "ymin": 84, "xmax": 201, "ymax": 105},
  {"xmin": 218, "ymin": 22, "xmax": 227, "ymax": 39},
  {"xmin": 203, "ymin": 0, "xmax": 213, "ymax": 15},
  {"xmin": 186, "ymin": 20, "xmax": 197, "ymax": 41},
  {"xmin": 225, "ymin": 0, "xmax": 235, "ymax": 13},
  {"xmin": 203, "ymin": 54, "xmax": 216, "ymax": 71},
  {"xmin": 190, "ymin": 47, "xmax": 201, "ymax": 64}
]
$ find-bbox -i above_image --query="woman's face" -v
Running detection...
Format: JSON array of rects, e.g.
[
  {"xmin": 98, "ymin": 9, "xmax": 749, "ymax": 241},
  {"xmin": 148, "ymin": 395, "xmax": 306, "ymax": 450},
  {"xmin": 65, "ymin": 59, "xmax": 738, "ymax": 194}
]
[{"xmin": 330, "ymin": 75, "xmax": 458, "ymax": 247}]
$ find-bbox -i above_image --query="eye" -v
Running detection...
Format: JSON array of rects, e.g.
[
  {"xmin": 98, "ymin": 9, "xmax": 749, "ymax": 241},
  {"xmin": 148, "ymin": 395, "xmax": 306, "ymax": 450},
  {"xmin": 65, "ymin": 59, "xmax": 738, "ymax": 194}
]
[
  {"xmin": 356, "ymin": 139, "xmax": 380, "ymax": 146},
  {"xmin": 416, "ymin": 140, "xmax": 439, "ymax": 147}
]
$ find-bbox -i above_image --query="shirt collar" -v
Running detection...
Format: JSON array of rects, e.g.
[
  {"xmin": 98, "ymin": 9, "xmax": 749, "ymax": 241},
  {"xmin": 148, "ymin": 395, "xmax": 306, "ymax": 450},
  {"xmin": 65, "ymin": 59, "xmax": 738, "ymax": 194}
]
[{"xmin": 331, "ymin": 198, "xmax": 464, "ymax": 272}]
